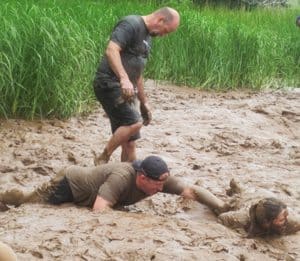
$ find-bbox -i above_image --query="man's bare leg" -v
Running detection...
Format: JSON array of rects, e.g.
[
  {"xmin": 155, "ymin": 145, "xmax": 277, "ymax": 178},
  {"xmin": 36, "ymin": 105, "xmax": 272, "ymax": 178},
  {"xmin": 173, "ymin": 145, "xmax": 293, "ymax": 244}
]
[
  {"xmin": 121, "ymin": 140, "xmax": 136, "ymax": 162},
  {"xmin": 0, "ymin": 170, "xmax": 66, "ymax": 209},
  {"xmin": 0, "ymin": 189, "xmax": 40, "ymax": 208},
  {"xmin": 94, "ymin": 122, "xmax": 142, "ymax": 165}
]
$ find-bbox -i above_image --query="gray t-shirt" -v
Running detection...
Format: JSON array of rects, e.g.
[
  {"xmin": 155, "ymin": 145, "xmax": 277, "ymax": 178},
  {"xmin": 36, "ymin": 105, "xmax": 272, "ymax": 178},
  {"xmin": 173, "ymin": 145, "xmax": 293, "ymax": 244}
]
[
  {"xmin": 94, "ymin": 15, "xmax": 151, "ymax": 88},
  {"xmin": 64, "ymin": 163, "xmax": 184, "ymax": 208}
]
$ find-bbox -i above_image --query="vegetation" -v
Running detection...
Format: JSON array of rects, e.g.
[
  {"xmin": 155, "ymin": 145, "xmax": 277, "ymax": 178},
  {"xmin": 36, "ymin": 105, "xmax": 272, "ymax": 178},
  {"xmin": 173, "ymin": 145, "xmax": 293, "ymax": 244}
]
[{"xmin": 0, "ymin": 0, "xmax": 299, "ymax": 118}]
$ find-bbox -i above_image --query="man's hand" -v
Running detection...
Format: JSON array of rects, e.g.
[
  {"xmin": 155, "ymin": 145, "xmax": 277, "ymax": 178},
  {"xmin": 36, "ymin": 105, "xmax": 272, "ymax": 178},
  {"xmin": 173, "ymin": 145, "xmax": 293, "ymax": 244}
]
[
  {"xmin": 140, "ymin": 102, "xmax": 152, "ymax": 126},
  {"xmin": 120, "ymin": 78, "xmax": 134, "ymax": 101},
  {"xmin": 93, "ymin": 196, "xmax": 112, "ymax": 212}
]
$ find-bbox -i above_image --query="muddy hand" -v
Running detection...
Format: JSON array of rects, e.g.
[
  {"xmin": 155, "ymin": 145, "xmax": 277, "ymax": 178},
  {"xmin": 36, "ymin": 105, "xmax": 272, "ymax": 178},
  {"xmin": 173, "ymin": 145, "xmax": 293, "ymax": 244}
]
[
  {"xmin": 120, "ymin": 78, "xmax": 134, "ymax": 101},
  {"xmin": 140, "ymin": 102, "xmax": 152, "ymax": 126}
]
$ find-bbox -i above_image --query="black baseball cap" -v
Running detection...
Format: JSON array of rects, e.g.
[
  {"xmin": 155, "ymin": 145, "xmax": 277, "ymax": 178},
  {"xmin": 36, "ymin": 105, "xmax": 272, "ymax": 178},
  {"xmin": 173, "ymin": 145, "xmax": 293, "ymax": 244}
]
[{"xmin": 132, "ymin": 156, "xmax": 169, "ymax": 180}]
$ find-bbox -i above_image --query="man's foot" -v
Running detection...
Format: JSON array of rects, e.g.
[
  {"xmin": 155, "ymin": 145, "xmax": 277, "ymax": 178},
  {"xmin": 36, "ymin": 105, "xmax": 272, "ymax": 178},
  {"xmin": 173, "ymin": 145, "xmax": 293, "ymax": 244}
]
[{"xmin": 93, "ymin": 149, "xmax": 110, "ymax": 166}]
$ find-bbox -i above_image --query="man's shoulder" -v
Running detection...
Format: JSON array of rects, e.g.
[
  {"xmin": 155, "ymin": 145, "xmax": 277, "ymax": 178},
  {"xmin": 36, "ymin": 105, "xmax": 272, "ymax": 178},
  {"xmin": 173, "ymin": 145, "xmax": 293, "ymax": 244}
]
[
  {"xmin": 119, "ymin": 15, "xmax": 143, "ymax": 30},
  {"xmin": 104, "ymin": 162, "xmax": 135, "ymax": 176},
  {"xmin": 121, "ymin": 15, "xmax": 142, "ymax": 24}
]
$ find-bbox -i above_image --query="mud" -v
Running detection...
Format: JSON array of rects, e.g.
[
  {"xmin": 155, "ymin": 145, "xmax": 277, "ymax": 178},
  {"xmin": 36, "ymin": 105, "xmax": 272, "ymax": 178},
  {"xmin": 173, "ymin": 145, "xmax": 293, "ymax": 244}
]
[{"xmin": 0, "ymin": 80, "xmax": 299, "ymax": 260}]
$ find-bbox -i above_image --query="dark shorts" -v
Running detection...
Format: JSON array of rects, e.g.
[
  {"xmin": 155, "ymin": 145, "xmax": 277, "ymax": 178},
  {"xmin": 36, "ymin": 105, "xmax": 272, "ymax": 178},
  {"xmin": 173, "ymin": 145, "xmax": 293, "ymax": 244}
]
[
  {"xmin": 48, "ymin": 176, "xmax": 74, "ymax": 205},
  {"xmin": 94, "ymin": 84, "xmax": 141, "ymax": 141}
]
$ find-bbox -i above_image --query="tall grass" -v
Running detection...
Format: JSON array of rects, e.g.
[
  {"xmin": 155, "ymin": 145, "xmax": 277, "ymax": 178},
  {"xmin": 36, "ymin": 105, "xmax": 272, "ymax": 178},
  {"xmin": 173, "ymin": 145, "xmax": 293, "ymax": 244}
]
[
  {"xmin": 0, "ymin": 0, "xmax": 299, "ymax": 118},
  {"xmin": 1, "ymin": 3, "xmax": 93, "ymax": 118},
  {"xmin": 147, "ymin": 6, "xmax": 300, "ymax": 89},
  {"xmin": 0, "ymin": 0, "xmax": 156, "ymax": 118}
]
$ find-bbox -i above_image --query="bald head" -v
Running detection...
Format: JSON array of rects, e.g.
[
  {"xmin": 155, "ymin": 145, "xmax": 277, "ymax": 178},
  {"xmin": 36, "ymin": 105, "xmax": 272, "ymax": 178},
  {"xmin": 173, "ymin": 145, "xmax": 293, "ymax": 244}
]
[
  {"xmin": 154, "ymin": 7, "xmax": 180, "ymax": 24},
  {"xmin": 143, "ymin": 7, "xmax": 180, "ymax": 37}
]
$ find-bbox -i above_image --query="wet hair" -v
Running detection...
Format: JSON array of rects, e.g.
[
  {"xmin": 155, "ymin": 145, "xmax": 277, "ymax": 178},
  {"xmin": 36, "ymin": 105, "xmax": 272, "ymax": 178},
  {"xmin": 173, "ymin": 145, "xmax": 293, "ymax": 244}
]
[
  {"xmin": 255, "ymin": 197, "xmax": 287, "ymax": 225},
  {"xmin": 247, "ymin": 197, "xmax": 287, "ymax": 237}
]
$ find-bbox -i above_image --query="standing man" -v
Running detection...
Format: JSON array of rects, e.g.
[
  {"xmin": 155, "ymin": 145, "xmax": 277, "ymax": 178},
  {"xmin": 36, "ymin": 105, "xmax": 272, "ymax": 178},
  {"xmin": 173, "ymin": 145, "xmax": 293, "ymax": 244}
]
[{"xmin": 93, "ymin": 7, "xmax": 180, "ymax": 164}]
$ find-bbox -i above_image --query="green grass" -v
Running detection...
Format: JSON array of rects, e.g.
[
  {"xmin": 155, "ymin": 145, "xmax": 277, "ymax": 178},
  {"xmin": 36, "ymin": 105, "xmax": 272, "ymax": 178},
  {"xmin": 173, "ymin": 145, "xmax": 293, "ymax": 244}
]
[
  {"xmin": 0, "ymin": 0, "xmax": 299, "ymax": 118},
  {"xmin": 148, "ymin": 6, "xmax": 300, "ymax": 89}
]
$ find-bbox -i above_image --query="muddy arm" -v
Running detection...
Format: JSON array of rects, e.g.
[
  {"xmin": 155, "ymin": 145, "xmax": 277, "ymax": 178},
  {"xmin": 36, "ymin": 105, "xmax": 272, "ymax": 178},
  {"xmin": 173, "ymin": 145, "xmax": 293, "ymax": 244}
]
[
  {"xmin": 181, "ymin": 186, "xmax": 229, "ymax": 215},
  {"xmin": 218, "ymin": 209, "xmax": 249, "ymax": 229},
  {"xmin": 284, "ymin": 216, "xmax": 300, "ymax": 235}
]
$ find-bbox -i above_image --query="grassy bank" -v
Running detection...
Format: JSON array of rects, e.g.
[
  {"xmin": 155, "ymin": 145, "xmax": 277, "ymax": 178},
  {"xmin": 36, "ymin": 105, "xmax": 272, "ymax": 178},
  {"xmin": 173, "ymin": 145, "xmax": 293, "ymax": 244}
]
[
  {"xmin": 150, "ymin": 7, "xmax": 300, "ymax": 88},
  {"xmin": 0, "ymin": 0, "xmax": 299, "ymax": 118}
]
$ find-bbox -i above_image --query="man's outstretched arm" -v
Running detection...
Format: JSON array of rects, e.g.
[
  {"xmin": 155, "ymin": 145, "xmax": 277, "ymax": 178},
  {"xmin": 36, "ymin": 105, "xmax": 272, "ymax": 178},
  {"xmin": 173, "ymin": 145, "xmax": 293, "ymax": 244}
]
[{"xmin": 180, "ymin": 186, "xmax": 229, "ymax": 215}]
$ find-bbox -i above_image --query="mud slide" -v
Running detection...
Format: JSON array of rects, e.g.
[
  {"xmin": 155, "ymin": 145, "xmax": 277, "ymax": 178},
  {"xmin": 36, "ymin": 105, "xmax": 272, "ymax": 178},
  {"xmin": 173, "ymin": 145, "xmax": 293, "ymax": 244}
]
[{"xmin": 0, "ymin": 80, "xmax": 299, "ymax": 260}]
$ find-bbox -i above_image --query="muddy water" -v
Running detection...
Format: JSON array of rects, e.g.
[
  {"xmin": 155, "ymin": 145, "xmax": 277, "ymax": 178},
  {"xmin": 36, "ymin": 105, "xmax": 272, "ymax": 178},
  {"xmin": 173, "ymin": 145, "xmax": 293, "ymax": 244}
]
[{"xmin": 0, "ymin": 80, "xmax": 299, "ymax": 260}]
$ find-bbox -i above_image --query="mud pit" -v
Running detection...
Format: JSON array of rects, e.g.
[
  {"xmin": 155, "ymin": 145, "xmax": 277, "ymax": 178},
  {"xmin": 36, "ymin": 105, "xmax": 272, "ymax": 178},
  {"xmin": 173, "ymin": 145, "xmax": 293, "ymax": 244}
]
[{"xmin": 0, "ymin": 80, "xmax": 299, "ymax": 260}]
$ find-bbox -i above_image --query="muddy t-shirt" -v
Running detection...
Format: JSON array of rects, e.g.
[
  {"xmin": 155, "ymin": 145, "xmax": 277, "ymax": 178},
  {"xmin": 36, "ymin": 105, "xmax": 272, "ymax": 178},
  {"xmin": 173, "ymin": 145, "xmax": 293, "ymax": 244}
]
[
  {"xmin": 218, "ymin": 205, "xmax": 300, "ymax": 235},
  {"xmin": 64, "ymin": 163, "xmax": 184, "ymax": 208},
  {"xmin": 94, "ymin": 15, "xmax": 151, "ymax": 88}
]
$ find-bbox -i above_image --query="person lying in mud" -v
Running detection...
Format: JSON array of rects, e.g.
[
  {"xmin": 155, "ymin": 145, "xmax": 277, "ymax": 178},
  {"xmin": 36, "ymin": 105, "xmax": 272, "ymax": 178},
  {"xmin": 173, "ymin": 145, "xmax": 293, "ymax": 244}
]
[
  {"xmin": 0, "ymin": 156, "xmax": 229, "ymax": 215},
  {"xmin": 218, "ymin": 179, "xmax": 300, "ymax": 238}
]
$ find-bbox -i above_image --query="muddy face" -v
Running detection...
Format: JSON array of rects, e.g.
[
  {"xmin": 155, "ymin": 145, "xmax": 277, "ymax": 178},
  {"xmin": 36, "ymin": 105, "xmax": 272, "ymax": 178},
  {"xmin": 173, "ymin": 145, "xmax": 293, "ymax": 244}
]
[
  {"xmin": 138, "ymin": 172, "xmax": 169, "ymax": 195},
  {"xmin": 270, "ymin": 209, "xmax": 288, "ymax": 233}
]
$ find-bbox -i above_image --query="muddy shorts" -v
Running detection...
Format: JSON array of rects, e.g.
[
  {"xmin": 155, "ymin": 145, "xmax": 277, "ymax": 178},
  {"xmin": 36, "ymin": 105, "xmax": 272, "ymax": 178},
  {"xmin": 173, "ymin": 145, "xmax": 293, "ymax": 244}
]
[
  {"xmin": 47, "ymin": 176, "xmax": 74, "ymax": 205},
  {"xmin": 94, "ymin": 84, "xmax": 141, "ymax": 141}
]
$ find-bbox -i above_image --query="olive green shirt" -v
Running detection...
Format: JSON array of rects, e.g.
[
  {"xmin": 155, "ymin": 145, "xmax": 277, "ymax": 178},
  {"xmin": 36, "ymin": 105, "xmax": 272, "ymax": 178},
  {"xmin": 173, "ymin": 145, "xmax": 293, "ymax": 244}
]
[{"xmin": 64, "ymin": 163, "xmax": 184, "ymax": 208}]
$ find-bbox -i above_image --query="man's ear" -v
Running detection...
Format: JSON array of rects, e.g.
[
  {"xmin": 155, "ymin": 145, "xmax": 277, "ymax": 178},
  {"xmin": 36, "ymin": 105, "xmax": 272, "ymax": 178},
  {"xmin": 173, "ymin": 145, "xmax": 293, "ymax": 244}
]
[
  {"xmin": 157, "ymin": 16, "xmax": 165, "ymax": 25},
  {"xmin": 138, "ymin": 172, "xmax": 146, "ymax": 179},
  {"xmin": 136, "ymin": 172, "xmax": 146, "ymax": 181}
]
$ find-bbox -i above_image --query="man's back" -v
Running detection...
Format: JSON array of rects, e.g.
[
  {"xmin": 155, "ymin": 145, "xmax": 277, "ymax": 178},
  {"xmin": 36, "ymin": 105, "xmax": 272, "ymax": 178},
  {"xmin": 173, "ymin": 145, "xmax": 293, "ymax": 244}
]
[
  {"xmin": 95, "ymin": 15, "xmax": 151, "ymax": 86},
  {"xmin": 65, "ymin": 162, "xmax": 137, "ymax": 207}
]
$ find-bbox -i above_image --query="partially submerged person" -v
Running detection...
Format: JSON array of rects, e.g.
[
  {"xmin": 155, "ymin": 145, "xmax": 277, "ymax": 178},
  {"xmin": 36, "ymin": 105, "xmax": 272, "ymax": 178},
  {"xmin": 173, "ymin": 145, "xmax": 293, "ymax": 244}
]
[
  {"xmin": 0, "ymin": 156, "xmax": 229, "ymax": 215},
  {"xmin": 218, "ymin": 179, "xmax": 300, "ymax": 237}
]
